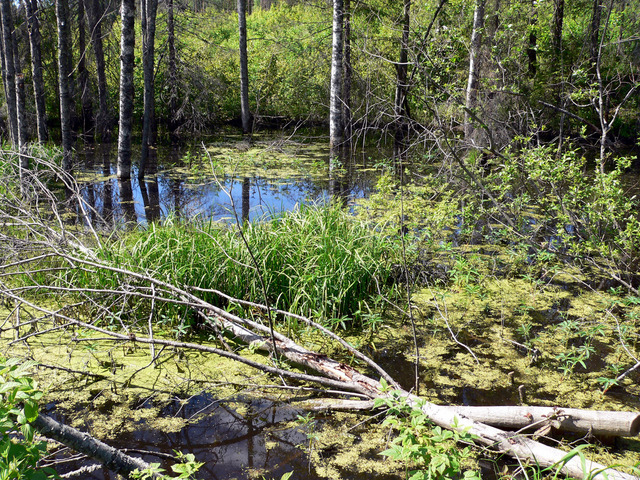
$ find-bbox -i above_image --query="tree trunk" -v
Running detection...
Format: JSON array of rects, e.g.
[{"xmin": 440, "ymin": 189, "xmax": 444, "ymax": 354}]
[
  {"xmin": 167, "ymin": 0, "xmax": 178, "ymax": 139},
  {"xmin": 464, "ymin": 0, "xmax": 485, "ymax": 143},
  {"xmin": 260, "ymin": 0, "xmax": 271, "ymax": 10},
  {"xmin": 86, "ymin": 0, "xmax": 110, "ymax": 141},
  {"xmin": 55, "ymin": 0, "xmax": 73, "ymax": 172},
  {"xmin": 0, "ymin": 0, "xmax": 18, "ymax": 147},
  {"xmin": 77, "ymin": 0, "xmax": 93, "ymax": 138},
  {"xmin": 32, "ymin": 414, "xmax": 157, "ymax": 478},
  {"xmin": 13, "ymin": 29, "xmax": 27, "ymax": 152},
  {"xmin": 342, "ymin": 0, "xmax": 352, "ymax": 149},
  {"xmin": 139, "ymin": 0, "xmax": 158, "ymax": 179},
  {"xmin": 24, "ymin": 0, "xmax": 47, "ymax": 143},
  {"xmin": 527, "ymin": 0, "xmax": 537, "ymax": 77},
  {"xmin": 393, "ymin": 0, "xmax": 410, "ymax": 162},
  {"xmin": 589, "ymin": 0, "xmax": 603, "ymax": 63},
  {"xmin": 552, "ymin": 0, "xmax": 564, "ymax": 55},
  {"xmin": 238, "ymin": 0, "xmax": 251, "ymax": 135},
  {"xmin": 117, "ymin": 0, "xmax": 135, "ymax": 180},
  {"xmin": 329, "ymin": 0, "xmax": 344, "ymax": 162}
]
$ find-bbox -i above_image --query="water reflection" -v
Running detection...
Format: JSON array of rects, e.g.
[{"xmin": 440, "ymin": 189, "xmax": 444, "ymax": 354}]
[
  {"xmin": 78, "ymin": 140, "xmax": 375, "ymax": 226},
  {"xmin": 52, "ymin": 394, "xmax": 311, "ymax": 480}
]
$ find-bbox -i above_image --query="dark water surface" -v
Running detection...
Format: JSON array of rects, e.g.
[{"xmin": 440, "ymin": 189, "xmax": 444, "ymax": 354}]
[
  {"xmin": 76, "ymin": 136, "xmax": 378, "ymax": 226},
  {"xmin": 50, "ymin": 394, "xmax": 314, "ymax": 480}
]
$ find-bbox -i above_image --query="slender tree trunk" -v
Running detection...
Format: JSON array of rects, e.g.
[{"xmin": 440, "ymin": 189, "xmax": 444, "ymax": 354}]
[
  {"xmin": 329, "ymin": 0, "xmax": 344, "ymax": 162},
  {"xmin": 393, "ymin": 0, "xmax": 411, "ymax": 162},
  {"xmin": 260, "ymin": 0, "xmax": 271, "ymax": 10},
  {"xmin": 238, "ymin": 0, "xmax": 251, "ymax": 135},
  {"xmin": 464, "ymin": 0, "xmax": 486, "ymax": 142},
  {"xmin": 342, "ymin": 0, "xmax": 352, "ymax": 149},
  {"xmin": 12, "ymin": 31, "xmax": 27, "ymax": 152},
  {"xmin": 589, "ymin": 0, "xmax": 603, "ymax": 63},
  {"xmin": 167, "ymin": 0, "xmax": 178, "ymax": 139},
  {"xmin": 24, "ymin": 0, "xmax": 47, "ymax": 142},
  {"xmin": 0, "ymin": 0, "xmax": 18, "ymax": 147},
  {"xmin": 77, "ymin": 0, "xmax": 93, "ymax": 138},
  {"xmin": 86, "ymin": 0, "xmax": 109, "ymax": 141},
  {"xmin": 56, "ymin": 0, "xmax": 73, "ymax": 172},
  {"xmin": 527, "ymin": 0, "xmax": 537, "ymax": 77},
  {"xmin": 139, "ymin": 0, "xmax": 158, "ymax": 179},
  {"xmin": 117, "ymin": 0, "xmax": 135, "ymax": 180},
  {"xmin": 552, "ymin": 0, "xmax": 564, "ymax": 55}
]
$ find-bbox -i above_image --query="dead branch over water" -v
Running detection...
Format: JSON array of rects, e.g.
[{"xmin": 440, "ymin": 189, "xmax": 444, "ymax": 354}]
[{"xmin": 1, "ymin": 158, "xmax": 639, "ymax": 480}]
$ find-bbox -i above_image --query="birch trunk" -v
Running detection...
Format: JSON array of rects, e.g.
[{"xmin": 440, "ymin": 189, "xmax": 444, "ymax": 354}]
[
  {"xmin": 24, "ymin": 0, "xmax": 47, "ymax": 142},
  {"xmin": 342, "ymin": 0, "xmax": 352, "ymax": 149},
  {"xmin": 0, "ymin": 0, "xmax": 18, "ymax": 147},
  {"xmin": 12, "ymin": 30, "xmax": 27, "ymax": 152},
  {"xmin": 238, "ymin": 0, "xmax": 251, "ymax": 135},
  {"xmin": 329, "ymin": 0, "xmax": 344, "ymax": 162},
  {"xmin": 464, "ymin": 0, "xmax": 485, "ymax": 143},
  {"xmin": 55, "ymin": 0, "xmax": 73, "ymax": 172},
  {"xmin": 117, "ymin": 0, "xmax": 135, "ymax": 180},
  {"xmin": 393, "ymin": 0, "xmax": 410, "ymax": 162},
  {"xmin": 77, "ymin": 0, "xmax": 93, "ymax": 138},
  {"xmin": 140, "ymin": 0, "xmax": 158, "ymax": 179},
  {"xmin": 167, "ymin": 0, "xmax": 178, "ymax": 138},
  {"xmin": 86, "ymin": 0, "xmax": 109, "ymax": 141}
]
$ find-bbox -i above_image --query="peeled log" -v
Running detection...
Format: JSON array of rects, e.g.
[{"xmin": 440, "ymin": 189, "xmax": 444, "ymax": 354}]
[
  {"xmin": 32, "ymin": 414, "xmax": 157, "ymax": 478},
  {"xmin": 448, "ymin": 406, "xmax": 640, "ymax": 437}
]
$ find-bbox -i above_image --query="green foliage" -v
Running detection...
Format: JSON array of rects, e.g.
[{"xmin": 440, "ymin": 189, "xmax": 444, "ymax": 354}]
[
  {"xmin": 130, "ymin": 451, "xmax": 203, "ymax": 480},
  {"xmin": 0, "ymin": 358, "xmax": 57, "ymax": 480},
  {"xmin": 374, "ymin": 392, "xmax": 480, "ymax": 480},
  {"xmin": 94, "ymin": 203, "xmax": 400, "ymax": 330}
]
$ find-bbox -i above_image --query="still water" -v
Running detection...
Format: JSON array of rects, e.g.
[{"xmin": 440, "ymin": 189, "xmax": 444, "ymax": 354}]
[{"xmin": 76, "ymin": 136, "xmax": 378, "ymax": 226}]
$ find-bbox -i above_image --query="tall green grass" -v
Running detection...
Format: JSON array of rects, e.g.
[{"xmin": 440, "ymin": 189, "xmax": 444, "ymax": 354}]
[{"xmin": 101, "ymin": 203, "xmax": 399, "ymax": 328}]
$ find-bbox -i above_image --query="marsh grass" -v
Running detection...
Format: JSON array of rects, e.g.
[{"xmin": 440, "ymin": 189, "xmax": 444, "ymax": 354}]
[{"xmin": 97, "ymin": 203, "xmax": 400, "ymax": 329}]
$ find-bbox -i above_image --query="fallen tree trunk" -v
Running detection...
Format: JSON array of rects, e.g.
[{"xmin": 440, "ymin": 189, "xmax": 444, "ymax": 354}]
[
  {"xmin": 32, "ymin": 413, "xmax": 158, "ymax": 478},
  {"xmin": 449, "ymin": 406, "xmax": 640, "ymax": 437}
]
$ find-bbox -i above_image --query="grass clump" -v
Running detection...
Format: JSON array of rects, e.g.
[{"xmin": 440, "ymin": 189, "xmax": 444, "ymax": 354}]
[{"xmin": 100, "ymin": 203, "xmax": 400, "ymax": 329}]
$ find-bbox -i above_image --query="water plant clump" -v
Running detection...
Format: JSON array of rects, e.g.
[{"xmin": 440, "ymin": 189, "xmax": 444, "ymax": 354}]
[{"xmin": 91, "ymin": 202, "xmax": 401, "ymax": 331}]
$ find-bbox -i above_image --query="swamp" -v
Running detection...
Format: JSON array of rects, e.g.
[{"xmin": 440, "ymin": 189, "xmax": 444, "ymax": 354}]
[{"xmin": 1, "ymin": 0, "xmax": 640, "ymax": 478}]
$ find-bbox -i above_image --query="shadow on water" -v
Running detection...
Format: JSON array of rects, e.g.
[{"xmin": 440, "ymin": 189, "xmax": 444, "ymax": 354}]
[
  {"xmin": 51, "ymin": 393, "xmax": 316, "ymax": 480},
  {"xmin": 76, "ymin": 136, "xmax": 378, "ymax": 227}
]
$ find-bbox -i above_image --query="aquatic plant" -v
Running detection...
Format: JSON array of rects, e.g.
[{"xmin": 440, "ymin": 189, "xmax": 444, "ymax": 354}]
[{"xmin": 97, "ymin": 202, "xmax": 400, "ymax": 330}]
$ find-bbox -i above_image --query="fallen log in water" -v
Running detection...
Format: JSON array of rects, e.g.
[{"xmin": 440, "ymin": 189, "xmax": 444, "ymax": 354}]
[
  {"xmin": 302, "ymin": 400, "xmax": 640, "ymax": 437},
  {"xmin": 448, "ymin": 406, "xmax": 640, "ymax": 437}
]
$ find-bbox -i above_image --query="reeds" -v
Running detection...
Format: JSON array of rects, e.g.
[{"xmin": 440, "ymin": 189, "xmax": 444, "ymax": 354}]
[{"xmin": 106, "ymin": 203, "xmax": 398, "ymax": 328}]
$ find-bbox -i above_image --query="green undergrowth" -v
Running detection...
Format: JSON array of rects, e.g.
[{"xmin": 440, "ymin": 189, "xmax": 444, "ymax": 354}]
[{"xmin": 87, "ymin": 202, "xmax": 401, "ymax": 330}]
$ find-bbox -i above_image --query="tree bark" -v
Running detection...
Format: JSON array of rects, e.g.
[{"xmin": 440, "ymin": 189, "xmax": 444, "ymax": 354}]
[
  {"xmin": 552, "ymin": 0, "xmax": 564, "ymax": 55},
  {"xmin": 342, "ymin": 0, "xmax": 352, "ymax": 149},
  {"xmin": 448, "ymin": 406, "xmax": 640, "ymax": 437},
  {"xmin": 13, "ymin": 30, "xmax": 28, "ymax": 152},
  {"xmin": 55, "ymin": 0, "xmax": 73, "ymax": 172},
  {"xmin": 393, "ymin": 0, "xmax": 411, "ymax": 162},
  {"xmin": 117, "ymin": 0, "xmax": 135, "ymax": 180},
  {"xmin": 589, "ymin": 0, "xmax": 603, "ymax": 63},
  {"xmin": 32, "ymin": 414, "xmax": 157, "ymax": 478},
  {"xmin": 329, "ymin": 0, "xmax": 344, "ymax": 162},
  {"xmin": 77, "ymin": 0, "xmax": 93, "ymax": 138},
  {"xmin": 167, "ymin": 0, "xmax": 178, "ymax": 139},
  {"xmin": 238, "ymin": 0, "xmax": 251, "ymax": 135},
  {"xmin": 464, "ymin": 0, "xmax": 486, "ymax": 143},
  {"xmin": 86, "ymin": 0, "xmax": 110, "ymax": 141},
  {"xmin": 260, "ymin": 0, "xmax": 271, "ymax": 10},
  {"xmin": 24, "ymin": 0, "xmax": 47, "ymax": 143},
  {"xmin": 527, "ymin": 0, "xmax": 537, "ymax": 77},
  {"xmin": 0, "ymin": 0, "xmax": 18, "ymax": 147},
  {"xmin": 139, "ymin": 0, "xmax": 159, "ymax": 179}
]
